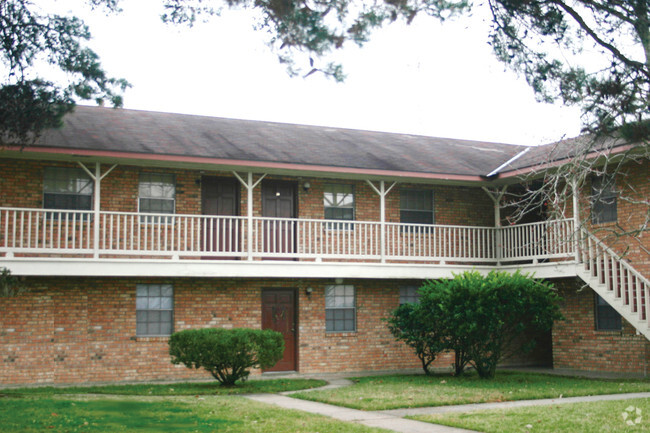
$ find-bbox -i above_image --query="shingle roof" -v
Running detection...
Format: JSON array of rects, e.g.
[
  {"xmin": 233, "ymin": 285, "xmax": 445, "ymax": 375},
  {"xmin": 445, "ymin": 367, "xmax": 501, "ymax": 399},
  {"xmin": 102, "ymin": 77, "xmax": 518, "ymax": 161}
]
[
  {"xmin": 498, "ymin": 134, "xmax": 633, "ymax": 175},
  {"xmin": 33, "ymin": 106, "xmax": 527, "ymax": 177}
]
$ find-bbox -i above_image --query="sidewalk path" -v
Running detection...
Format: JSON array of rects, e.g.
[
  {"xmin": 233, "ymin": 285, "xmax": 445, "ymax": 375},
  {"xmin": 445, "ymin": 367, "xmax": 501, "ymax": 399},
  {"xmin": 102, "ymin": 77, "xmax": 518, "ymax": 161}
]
[
  {"xmin": 382, "ymin": 392, "xmax": 650, "ymax": 417},
  {"xmin": 246, "ymin": 393, "xmax": 478, "ymax": 433},
  {"xmin": 246, "ymin": 371, "xmax": 650, "ymax": 433}
]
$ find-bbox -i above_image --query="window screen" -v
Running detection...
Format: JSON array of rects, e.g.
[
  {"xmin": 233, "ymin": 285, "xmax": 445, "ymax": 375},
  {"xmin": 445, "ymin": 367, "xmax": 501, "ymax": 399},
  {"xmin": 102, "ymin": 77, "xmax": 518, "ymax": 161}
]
[
  {"xmin": 324, "ymin": 184, "xmax": 354, "ymax": 225},
  {"xmin": 595, "ymin": 294, "xmax": 621, "ymax": 331},
  {"xmin": 399, "ymin": 286, "xmax": 421, "ymax": 305},
  {"xmin": 325, "ymin": 285, "xmax": 356, "ymax": 332},
  {"xmin": 139, "ymin": 173, "xmax": 175, "ymax": 222},
  {"xmin": 136, "ymin": 284, "xmax": 174, "ymax": 336},
  {"xmin": 591, "ymin": 174, "xmax": 617, "ymax": 224},
  {"xmin": 43, "ymin": 167, "xmax": 93, "ymax": 212},
  {"xmin": 400, "ymin": 190, "xmax": 434, "ymax": 225}
]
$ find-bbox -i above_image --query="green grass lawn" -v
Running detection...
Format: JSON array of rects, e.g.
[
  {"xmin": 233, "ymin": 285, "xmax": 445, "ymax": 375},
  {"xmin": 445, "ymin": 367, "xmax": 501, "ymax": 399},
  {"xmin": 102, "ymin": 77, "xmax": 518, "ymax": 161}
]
[
  {"xmin": 0, "ymin": 395, "xmax": 388, "ymax": 433},
  {"xmin": 291, "ymin": 371, "xmax": 650, "ymax": 410},
  {"xmin": 412, "ymin": 398, "xmax": 650, "ymax": 432},
  {"xmin": 1, "ymin": 378, "xmax": 326, "ymax": 397}
]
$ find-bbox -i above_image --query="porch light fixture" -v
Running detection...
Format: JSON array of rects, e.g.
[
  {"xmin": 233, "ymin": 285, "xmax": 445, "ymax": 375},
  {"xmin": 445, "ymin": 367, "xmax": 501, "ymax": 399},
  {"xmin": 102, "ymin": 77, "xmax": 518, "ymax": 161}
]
[
  {"xmin": 305, "ymin": 287, "xmax": 313, "ymax": 296},
  {"xmin": 303, "ymin": 181, "xmax": 311, "ymax": 193}
]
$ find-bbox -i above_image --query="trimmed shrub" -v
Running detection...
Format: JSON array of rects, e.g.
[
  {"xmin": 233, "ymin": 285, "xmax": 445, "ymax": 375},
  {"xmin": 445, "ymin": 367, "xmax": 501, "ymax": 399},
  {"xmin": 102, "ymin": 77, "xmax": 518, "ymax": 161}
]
[
  {"xmin": 387, "ymin": 293, "xmax": 448, "ymax": 376},
  {"xmin": 169, "ymin": 328, "xmax": 284, "ymax": 386},
  {"xmin": 388, "ymin": 270, "xmax": 562, "ymax": 379}
]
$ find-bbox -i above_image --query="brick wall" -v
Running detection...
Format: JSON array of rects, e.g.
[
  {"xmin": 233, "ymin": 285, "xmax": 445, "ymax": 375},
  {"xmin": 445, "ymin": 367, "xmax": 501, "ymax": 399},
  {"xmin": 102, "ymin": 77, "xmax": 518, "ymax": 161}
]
[
  {"xmin": 0, "ymin": 277, "xmax": 438, "ymax": 385},
  {"xmin": 0, "ymin": 159, "xmax": 493, "ymax": 226},
  {"xmin": 552, "ymin": 277, "xmax": 650, "ymax": 374}
]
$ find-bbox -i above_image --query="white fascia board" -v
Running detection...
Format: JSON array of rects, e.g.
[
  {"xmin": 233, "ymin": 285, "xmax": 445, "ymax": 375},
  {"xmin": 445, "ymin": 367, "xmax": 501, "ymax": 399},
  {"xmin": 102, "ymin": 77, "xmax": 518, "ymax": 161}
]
[{"xmin": 0, "ymin": 258, "xmax": 578, "ymax": 280}]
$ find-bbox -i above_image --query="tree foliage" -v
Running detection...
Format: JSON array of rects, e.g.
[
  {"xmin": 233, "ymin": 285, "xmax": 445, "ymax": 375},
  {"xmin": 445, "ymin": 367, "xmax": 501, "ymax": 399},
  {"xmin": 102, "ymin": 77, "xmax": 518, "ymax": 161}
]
[
  {"xmin": 0, "ymin": 0, "xmax": 129, "ymax": 145},
  {"xmin": 388, "ymin": 271, "xmax": 562, "ymax": 379},
  {"xmin": 0, "ymin": 267, "xmax": 25, "ymax": 297},
  {"xmin": 387, "ymin": 299, "xmax": 449, "ymax": 375},
  {"xmin": 486, "ymin": 0, "xmax": 650, "ymax": 138},
  {"xmin": 163, "ymin": 0, "xmax": 650, "ymax": 140},
  {"xmin": 168, "ymin": 327, "xmax": 284, "ymax": 386}
]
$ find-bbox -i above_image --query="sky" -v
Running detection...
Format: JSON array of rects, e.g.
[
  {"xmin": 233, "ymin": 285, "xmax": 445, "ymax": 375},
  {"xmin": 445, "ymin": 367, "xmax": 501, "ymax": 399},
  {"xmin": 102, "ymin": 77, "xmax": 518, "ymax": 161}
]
[{"xmin": 47, "ymin": 1, "xmax": 584, "ymax": 146}]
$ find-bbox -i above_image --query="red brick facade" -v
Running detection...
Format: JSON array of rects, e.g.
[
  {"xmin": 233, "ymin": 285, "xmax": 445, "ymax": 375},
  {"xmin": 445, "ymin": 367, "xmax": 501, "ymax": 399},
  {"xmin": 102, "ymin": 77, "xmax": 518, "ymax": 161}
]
[
  {"xmin": 0, "ymin": 277, "xmax": 437, "ymax": 385},
  {"xmin": 552, "ymin": 278, "xmax": 650, "ymax": 374},
  {"xmin": 1, "ymin": 156, "xmax": 649, "ymax": 385}
]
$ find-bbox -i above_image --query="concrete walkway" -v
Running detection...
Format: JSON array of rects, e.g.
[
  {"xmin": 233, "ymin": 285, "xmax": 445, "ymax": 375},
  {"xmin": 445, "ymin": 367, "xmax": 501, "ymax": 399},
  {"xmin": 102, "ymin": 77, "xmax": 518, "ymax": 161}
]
[
  {"xmin": 245, "ymin": 369, "xmax": 650, "ymax": 433},
  {"xmin": 246, "ymin": 393, "xmax": 478, "ymax": 433},
  {"xmin": 383, "ymin": 392, "xmax": 650, "ymax": 417}
]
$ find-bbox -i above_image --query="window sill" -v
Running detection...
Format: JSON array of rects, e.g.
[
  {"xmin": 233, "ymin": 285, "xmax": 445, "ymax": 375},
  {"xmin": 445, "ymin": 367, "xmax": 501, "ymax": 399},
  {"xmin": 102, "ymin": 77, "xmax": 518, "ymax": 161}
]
[{"xmin": 132, "ymin": 335, "xmax": 171, "ymax": 341}]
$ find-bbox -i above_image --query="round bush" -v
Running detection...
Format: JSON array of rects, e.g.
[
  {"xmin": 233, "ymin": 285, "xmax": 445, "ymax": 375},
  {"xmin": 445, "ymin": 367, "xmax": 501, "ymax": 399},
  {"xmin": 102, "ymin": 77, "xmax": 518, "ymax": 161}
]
[{"xmin": 169, "ymin": 328, "xmax": 284, "ymax": 386}]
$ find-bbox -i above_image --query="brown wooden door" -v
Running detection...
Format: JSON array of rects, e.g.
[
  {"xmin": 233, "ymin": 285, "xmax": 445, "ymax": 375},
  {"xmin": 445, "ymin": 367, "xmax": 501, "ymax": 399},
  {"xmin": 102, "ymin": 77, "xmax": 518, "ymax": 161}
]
[
  {"xmin": 201, "ymin": 177, "xmax": 240, "ymax": 256},
  {"xmin": 261, "ymin": 180, "xmax": 296, "ymax": 256},
  {"xmin": 261, "ymin": 289, "xmax": 297, "ymax": 371}
]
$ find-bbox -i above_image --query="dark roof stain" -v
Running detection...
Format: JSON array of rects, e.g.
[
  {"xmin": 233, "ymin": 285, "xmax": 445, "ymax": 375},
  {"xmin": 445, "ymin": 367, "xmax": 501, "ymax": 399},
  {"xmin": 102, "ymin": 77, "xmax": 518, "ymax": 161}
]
[{"xmin": 34, "ymin": 106, "xmax": 528, "ymax": 177}]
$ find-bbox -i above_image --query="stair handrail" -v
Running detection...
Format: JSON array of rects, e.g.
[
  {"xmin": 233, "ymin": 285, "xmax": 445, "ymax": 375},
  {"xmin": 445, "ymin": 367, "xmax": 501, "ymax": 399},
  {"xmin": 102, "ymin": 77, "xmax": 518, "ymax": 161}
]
[{"xmin": 579, "ymin": 226, "xmax": 650, "ymax": 291}]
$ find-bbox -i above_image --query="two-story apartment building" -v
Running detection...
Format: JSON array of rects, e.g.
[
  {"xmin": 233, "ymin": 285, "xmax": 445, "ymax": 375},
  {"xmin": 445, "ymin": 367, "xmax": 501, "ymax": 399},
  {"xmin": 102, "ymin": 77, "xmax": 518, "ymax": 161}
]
[{"xmin": 1, "ymin": 106, "xmax": 648, "ymax": 385}]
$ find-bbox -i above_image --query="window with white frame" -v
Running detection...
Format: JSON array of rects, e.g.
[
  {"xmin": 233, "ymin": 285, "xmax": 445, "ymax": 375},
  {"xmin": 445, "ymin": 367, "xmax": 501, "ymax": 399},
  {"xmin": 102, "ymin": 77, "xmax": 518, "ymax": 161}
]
[
  {"xmin": 139, "ymin": 173, "xmax": 175, "ymax": 222},
  {"xmin": 43, "ymin": 167, "xmax": 93, "ymax": 213},
  {"xmin": 325, "ymin": 285, "xmax": 356, "ymax": 332},
  {"xmin": 591, "ymin": 174, "xmax": 617, "ymax": 224},
  {"xmin": 399, "ymin": 286, "xmax": 421, "ymax": 305},
  {"xmin": 136, "ymin": 284, "xmax": 174, "ymax": 336},
  {"xmin": 400, "ymin": 190, "xmax": 434, "ymax": 225},
  {"xmin": 324, "ymin": 184, "xmax": 354, "ymax": 229}
]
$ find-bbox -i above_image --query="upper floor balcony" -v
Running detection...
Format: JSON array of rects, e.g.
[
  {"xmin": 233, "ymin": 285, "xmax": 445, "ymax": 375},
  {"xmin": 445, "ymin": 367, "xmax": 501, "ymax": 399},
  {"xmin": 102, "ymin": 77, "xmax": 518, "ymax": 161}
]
[{"xmin": 0, "ymin": 206, "xmax": 578, "ymax": 279}]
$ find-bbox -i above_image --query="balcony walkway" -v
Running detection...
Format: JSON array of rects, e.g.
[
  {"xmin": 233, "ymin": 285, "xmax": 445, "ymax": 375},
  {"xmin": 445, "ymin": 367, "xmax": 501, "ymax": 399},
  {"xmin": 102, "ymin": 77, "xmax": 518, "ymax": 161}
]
[
  {"xmin": 2, "ymin": 206, "xmax": 649, "ymax": 339},
  {"xmin": 0, "ymin": 207, "xmax": 575, "ymax": 265}
]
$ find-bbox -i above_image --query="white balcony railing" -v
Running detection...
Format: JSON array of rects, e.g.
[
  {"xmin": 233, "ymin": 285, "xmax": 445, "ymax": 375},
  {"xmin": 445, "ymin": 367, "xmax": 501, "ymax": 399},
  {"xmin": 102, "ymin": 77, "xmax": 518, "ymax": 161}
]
[{"xmin": 0, "ymin": 207, "xmax": 576, "ymax": 264}]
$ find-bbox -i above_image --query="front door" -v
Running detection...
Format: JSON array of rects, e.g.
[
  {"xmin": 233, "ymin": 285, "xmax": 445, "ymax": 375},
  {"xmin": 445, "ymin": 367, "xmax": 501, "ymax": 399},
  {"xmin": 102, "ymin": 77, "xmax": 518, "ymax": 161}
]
[
  {"xmin": 261, "ymin": 180, "xmax": 296, "ymax": 256},
  {"xmin": 261, "ymin": 289, "xmax": 297, "ymax": 371},
  {"xmin": 201, "ymin": 177, "xmax": 240, "ymax": 256}
]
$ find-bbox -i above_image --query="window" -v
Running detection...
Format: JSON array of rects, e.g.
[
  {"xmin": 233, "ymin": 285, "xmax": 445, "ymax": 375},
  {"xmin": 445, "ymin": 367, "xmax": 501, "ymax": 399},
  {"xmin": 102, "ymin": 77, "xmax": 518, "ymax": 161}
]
[
  {"xmin": 136, "ymin": 284, "xmax": 174, "ymax": 336},
  {"xmin": 139, "ymin": 173, "xmax": 175, "ymax": 222},
  {"xmin": 400, "ymin": 189, "xmax": 434, "ymax": 225},
  {"xmin": 399, "ymin": 286, "xmax": 421, "ymax": 305},
  {"xmin": 595, "ymin": 294, "xmax": 621, "ymax": 331},
  {"xmin": 325, "ymin": 285, "xmax": 355, "ymax": 332},
  {"xmin": 43, "ymin": 167, "xmax": 93, "ymax": 212},
  {"xmin": 324, "ymin": 184, "xmax": 354, "ymax": 229},
  {"xmin": 591, "ymin": 174, "xmax": 617, "ymax": 224}
]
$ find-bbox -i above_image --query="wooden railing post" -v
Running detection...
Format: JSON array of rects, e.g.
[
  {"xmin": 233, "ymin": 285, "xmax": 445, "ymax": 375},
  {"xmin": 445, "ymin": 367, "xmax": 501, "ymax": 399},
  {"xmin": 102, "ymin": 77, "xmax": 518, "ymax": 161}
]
[
  {"xmin": 482, "ymin": 186, "xmax": 507, "ymax": 264},
  {"xmin": 233, "ymin": 171, "xmax": 266, "ymax": 260},
  {"xmin": 366, "ymin": 180, "xmax": 396, "ymax": 263},
  {"xmin": 571, "ymin": 179, "xmax": 582, "ymax": 262}
]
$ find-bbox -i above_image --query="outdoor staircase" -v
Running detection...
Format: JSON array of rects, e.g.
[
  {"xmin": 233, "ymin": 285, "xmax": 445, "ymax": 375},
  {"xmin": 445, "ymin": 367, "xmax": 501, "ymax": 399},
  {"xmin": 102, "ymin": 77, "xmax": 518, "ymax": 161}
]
[{"xmin": 576, "ymin": 228, "xmax": 650, "ymax": 340}]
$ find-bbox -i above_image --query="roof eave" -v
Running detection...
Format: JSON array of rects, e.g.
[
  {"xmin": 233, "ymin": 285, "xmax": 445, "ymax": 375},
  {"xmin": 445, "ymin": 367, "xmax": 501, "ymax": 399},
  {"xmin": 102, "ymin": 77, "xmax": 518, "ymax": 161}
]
[{"xmin": 1, "ymin": 145, "xmax": 493, "ymax": 185}]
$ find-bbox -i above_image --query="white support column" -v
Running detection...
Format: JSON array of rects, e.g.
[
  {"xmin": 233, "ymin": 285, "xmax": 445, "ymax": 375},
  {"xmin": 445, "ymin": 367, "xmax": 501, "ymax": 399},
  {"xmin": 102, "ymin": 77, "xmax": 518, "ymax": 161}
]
[
  {"xmin": 366, "ymin": 180, "xmax": 396, "ymax": 263},
  {"xmin": 233, "ymin": 171, "xmax": 266, "ymax": 261},
  {"xmin": 78, "ymin": 162, "xmax": 117, "ymax": 259},
  {"xmin": 571, "ymin": 179, "xmax": 582, "ymax": 262},
  {"xmin": 482, "ymin": 186, "xmax": 507, "ymax": 264}
]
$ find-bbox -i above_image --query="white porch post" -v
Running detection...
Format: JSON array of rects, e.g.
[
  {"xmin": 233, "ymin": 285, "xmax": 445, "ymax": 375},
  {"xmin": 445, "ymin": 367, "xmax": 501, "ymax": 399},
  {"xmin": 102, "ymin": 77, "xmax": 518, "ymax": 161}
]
[
  {"xmin": 366, "ymin": 180, "xmax": 396, "ymax": 263},
  {"xmin": 482, "ymin": 186, "xmax": 507, "ymax": 264},
  {"xmin": 78, "ymin": 162, "xmax": 117, "ymax": 259},
  {"xmin": 233, "ymin": 171, "xmax": 266, "ymax": 261},
  {"xmin": 93, "ymin": 163, "xmax": 101, "ymax": 259},
  {"xmin": 571, "ymin": 179, "xmax": 582, "ymax": 262}
]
